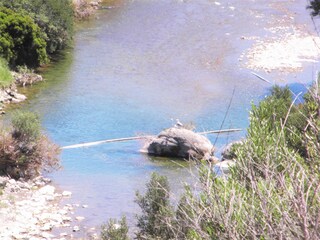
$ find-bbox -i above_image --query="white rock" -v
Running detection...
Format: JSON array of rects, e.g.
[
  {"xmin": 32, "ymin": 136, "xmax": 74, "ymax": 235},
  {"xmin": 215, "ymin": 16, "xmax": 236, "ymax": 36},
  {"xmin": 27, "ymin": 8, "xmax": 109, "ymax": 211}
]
[
  {"xmin": 38, "ymin": 185, "xmax": 55, "ymax": 195},
  {"xmin": 82, "ymin": 205, "xmax": 88, "ymax": 208},
  {"xmin": 58, "ymin": 210, "xmax": 68, "ymax": 215},
  {"xmin": 41, "ymin": 232, "xmax": 55, "ymax": 239},
  {"xmin": 214, "ymin": 160, "xmax": 236, "ymax": 174},
  {"xmin": 8, "ymin": 179, "xmax": 16, "ymax": 185},
  {"xmin": 73, "ymin": 226, "xmax": 80, "ymax": 232},
  {"xmin": 40, "ymin": 223, "xmax": 53, "ymax": 231},
  {"xmin": 62, "ymin": 191, "xmax": 72, "ymax": 197},
  {"xmin": 75, "ymin": 216, "xmax": 85, "ymax": 221}
]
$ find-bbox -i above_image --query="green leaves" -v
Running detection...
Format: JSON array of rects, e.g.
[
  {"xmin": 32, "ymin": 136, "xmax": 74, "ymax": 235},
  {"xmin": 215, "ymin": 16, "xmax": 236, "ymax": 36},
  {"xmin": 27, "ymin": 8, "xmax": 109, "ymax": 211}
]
[
  {"xmin": 0, "ymin": 0, "xmax": 74, "ymax": 67},
  {"xmin": 0, "ymin": 7, "xmax": 48, "ymax": 68},
  {"xmin": 0, "ymin": 58, "xmax": 13, "ymax": 88}
]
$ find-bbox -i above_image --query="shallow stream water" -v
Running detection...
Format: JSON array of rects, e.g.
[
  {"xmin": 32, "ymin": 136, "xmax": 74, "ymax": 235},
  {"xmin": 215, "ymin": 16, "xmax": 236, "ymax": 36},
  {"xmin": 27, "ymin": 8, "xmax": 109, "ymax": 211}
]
[{"xmin": 12, "ymin": 0, "xmax": 320, "ymax": 234}]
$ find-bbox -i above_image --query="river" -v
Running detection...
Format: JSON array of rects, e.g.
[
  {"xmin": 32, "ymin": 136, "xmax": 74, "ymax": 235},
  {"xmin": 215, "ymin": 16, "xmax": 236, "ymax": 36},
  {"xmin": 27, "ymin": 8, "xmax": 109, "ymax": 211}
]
[{"xmin": 12, "ymin": 0, "xmax": 320, "ymax": 235}]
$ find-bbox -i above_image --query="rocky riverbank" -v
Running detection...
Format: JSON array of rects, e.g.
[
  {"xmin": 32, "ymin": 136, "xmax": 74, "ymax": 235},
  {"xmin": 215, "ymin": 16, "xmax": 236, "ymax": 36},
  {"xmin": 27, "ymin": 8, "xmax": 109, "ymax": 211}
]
[
  {"xmin": 0, "ymin": 71, "xmax": 44, "ymax": 114},
  {"xmin": 0, "ymin": 176, "xmax": 96, "ymax": 240},
  {"xmin": 73, "ymin": 0, "xmax": 104, "ymax": 19}
]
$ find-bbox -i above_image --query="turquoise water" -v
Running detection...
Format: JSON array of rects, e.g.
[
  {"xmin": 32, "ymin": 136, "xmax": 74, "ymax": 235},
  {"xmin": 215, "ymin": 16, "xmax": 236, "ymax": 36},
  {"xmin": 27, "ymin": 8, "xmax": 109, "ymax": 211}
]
[{"xmin": 14, "ymin": 0, "xmax": 318, "ymax": 231}]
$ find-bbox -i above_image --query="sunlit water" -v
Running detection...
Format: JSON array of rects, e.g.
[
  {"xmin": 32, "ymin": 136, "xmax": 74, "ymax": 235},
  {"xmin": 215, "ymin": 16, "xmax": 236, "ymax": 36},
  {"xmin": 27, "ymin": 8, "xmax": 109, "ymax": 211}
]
[{"xmin": 11, "ymin": 0, "xmax": 319, "ymax": 233}]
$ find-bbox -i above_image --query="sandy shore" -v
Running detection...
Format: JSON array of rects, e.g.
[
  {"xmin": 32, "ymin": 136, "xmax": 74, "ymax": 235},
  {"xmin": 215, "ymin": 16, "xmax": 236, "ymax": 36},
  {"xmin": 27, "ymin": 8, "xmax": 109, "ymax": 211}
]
[{"xmin": 0, "ymin": 176, "xmax": 97, "ymax": 240}]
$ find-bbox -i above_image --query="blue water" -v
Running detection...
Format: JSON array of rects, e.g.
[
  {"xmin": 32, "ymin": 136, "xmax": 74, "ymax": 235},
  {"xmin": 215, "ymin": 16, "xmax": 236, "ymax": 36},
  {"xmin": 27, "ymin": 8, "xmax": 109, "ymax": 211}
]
[{"xmin": 13, "ymin": 0, "xmax": 319, "ymax": 232}]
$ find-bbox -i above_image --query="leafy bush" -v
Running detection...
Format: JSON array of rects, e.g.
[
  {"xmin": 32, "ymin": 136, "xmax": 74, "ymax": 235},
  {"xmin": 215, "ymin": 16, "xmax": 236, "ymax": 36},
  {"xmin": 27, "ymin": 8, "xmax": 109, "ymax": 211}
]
[
  {"xmin": 0, "ymin": 7, "xmax": 48, "ymax": 68},
  {"xmin": 101, "ymin": 216, "xmax": 129, "ymax": 240},
  {"xmin": 0, "ymin": 58, "xmax": 13, "ymax": 88},
  {"xmin": 0, "ymin": 0, "xmax": 73, "ymax": 55},
  {"xmin": 135, "ymin": 172, "xmax": 175, "ymax": 239},
  {"xmin": 11, "ymin": 111, "xmax": 41, "ymax": 142},
  {"xmin": 0, "ymin": 111, "xmax": 60, "ymax": 179}
]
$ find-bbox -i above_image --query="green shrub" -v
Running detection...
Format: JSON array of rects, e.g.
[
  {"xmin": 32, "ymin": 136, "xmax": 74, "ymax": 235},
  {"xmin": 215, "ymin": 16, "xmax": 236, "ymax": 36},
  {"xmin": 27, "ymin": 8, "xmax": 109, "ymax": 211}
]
[
  {"xmin": 135, "ymin": 172, "xmax": 175, "ymax": 239},
  {"xmin": 0, "ymin": 7, "xmax": 48, "ymax": 68},
  {"xmin": 0, "ymin": 58, "xmax": 13, "ymax": 88},
  {"xmin": 0, "ymin": 0, "xmax": 74, "ymax": 55},
  {"xmin": 12, "ymin": 111, "xmax": 41, "ymax": 142},
  {"xmin": 101, "ymin": 216, "xmax": 129, "ymax": 240}
]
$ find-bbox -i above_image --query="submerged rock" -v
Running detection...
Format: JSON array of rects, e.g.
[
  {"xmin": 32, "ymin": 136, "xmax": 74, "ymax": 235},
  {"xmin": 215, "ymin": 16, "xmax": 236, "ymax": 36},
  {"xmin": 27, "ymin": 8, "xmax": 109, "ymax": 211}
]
[{"xmin": 143, "ymin": 127, "xmax": 215, "ymax": 160}]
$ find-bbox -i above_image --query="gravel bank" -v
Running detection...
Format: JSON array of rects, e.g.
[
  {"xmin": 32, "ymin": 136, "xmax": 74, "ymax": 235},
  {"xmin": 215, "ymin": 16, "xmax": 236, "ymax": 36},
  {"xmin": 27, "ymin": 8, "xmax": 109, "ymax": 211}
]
[{"xmin": 0, "ymin": 176, "xmax": 96, "ymax": 240}]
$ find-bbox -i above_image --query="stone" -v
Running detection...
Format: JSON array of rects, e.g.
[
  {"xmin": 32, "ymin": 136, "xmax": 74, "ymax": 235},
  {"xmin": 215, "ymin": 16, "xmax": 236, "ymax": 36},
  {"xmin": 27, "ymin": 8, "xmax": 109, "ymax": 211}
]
[
  {"xmin": 143, "ymin": 127, "xmax": 214, "ymax": 160},
  {"xmin": 38, "ymin": 185, "xmax": 55, "ymax": 195},
  {"xmin": 62, "ymin": 191, "xmax": 72, "ymax": 197},
  {"xmin": 60, "ymin": 232, "xmax": 68, "ymax": 237},
  {"xmin": 11, "ymin": 93, "xmax": 27, "ymax": 103},
  {"xmin": 8, "ymin": 179, "xmax": 16, "ymax": 185},
  {"xmin": 214, "ymin": 160, "xmax": 236, "ymax": 174},
  {"xmin": 73, "ymin": 226, "xmax": 80, "ymax": 232},
  {"xmin": 40, "ymin": 223, "xmax": 53, "ymax": 231},
  {"xmin": 41, "ymin": 232, "xmax": 55, "ymax": 239},
  {"xmin": 75, "ymin": 216, "xmax": 85, "ymax": 221}
]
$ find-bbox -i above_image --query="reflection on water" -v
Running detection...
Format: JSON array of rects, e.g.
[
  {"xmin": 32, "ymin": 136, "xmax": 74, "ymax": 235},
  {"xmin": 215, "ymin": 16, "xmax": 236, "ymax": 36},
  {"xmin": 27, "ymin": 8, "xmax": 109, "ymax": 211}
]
[{"xmin": 12, "ymin": 0, "xmax": 318, "ymax": 228}]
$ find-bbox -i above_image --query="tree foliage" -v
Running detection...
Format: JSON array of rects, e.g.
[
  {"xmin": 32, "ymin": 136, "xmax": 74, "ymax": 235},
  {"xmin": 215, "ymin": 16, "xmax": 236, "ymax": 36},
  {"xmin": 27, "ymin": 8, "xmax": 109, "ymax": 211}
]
[
  {"xmin": 135, "ymin": 172, "xmax": 175, "ymax": 239},
  {"xmin": 0, "ymin": 7, "xmax": 47, "ymax": 68},
  {"xmin": 0, "ymin": 0, "xmax": 74, "ymax": 67},
  {"xmin": 100, "ymin": 216, "xmax": 129, "ymax": 240}
]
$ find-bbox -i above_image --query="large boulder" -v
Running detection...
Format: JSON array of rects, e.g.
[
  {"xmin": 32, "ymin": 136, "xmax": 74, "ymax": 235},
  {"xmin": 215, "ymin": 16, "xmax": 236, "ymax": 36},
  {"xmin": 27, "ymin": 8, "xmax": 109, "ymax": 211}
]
[{"xmin": 144, "ymin": 127, "xmax": 215, "ymax": 160}]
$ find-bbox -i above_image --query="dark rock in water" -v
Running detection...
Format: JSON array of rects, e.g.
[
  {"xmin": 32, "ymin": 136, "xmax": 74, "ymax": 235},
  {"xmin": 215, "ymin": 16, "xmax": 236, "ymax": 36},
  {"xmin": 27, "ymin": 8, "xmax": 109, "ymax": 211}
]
[
  {"xmin": 144, "ymin": 127, "xmax": 214, "ymax": 160},
  {"xmin": 221, "ymin": 140, "xmax": 244, "ymax": 160}
]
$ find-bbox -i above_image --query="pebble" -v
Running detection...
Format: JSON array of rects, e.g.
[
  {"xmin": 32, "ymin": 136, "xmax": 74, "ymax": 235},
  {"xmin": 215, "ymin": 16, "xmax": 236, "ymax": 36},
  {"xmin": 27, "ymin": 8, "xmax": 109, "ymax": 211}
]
[
  {"xmin": 40, "ymin": 223, "xmax": 53, "ymax": 231},
  {"xmin": 62, "ymin": 191, "xmax": 72, "ymax": 197},
  {"xmin": 75, "ymin": 216, "xmax": 85, "ymax": 221},
  {"xmin": 73, "ymin": 226, "xmax": 80, "ymax": 232},
  {"xmin": 0, "ymin": 176, "xmax": 77, "ymax": 239},
  {"xmin": 60, "ymin": 232, "xmax": 68, "ymax": 237}
]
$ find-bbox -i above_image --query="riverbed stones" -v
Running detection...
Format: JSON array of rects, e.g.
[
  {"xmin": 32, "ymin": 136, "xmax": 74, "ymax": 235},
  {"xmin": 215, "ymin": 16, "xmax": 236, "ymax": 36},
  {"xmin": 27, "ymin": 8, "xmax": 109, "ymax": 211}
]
[
  {"xmin": 0, "ymin": 175, "xmax": 85, "ymax": 239},
  {"xmin": 144, "ymin": 127, "xmax": 215, "ymax": 160}
]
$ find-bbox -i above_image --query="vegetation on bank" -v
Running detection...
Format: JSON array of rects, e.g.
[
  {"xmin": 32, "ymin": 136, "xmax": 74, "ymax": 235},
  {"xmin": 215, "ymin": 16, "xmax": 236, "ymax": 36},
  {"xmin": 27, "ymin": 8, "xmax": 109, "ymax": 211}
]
[
  {"xmin": 0, "ymin": 0, "xmax": 74, "ymax": 69},
  {"xmin": 0, "ymin": 111, "xmax": 60, "ymax": 179},
  {"xmin": 0, "ymin": 58, "xmax": 13, "ymax": 88},
  {"xmin": 101, "ymin": 81, "xmax": 320, "ymax": 239}
]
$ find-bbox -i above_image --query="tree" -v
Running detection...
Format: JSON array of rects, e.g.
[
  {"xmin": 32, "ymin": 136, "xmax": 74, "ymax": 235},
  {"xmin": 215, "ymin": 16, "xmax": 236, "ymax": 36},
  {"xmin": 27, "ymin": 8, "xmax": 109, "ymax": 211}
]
[
  {"xmin": 135, "ymin": 173, "xmax": 175, "ymax": 239},
  {"xmin": 0, "ymin": 0, "xmax": 74, "ymax": 55},
  {"xmin": 0, "ymin": 7, "xmax": 47, "ymax": 68}
]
